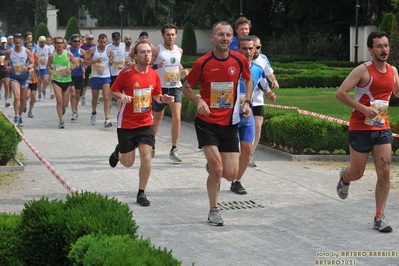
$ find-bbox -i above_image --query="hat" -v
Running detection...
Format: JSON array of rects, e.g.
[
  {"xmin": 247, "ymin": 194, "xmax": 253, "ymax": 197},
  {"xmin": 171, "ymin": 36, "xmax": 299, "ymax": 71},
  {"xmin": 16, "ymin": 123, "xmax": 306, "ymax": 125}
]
[
  {"xmin": 7, "ymin": 35, "xmax": 13, "ymax": 39},
  {"xmin": 38, "ymin": 36, "xmax": 46, "ymax": 41},
  {"xmin": 112, "ymin": 32, "xmax": 121, "ymax": 39},
  {"xmin": 1, "ymin": 37, "xmax": 6, "ymax": 43},
  {"xmin": 139, "ymin": 31, "xmax": 149, "ymax": 38}
]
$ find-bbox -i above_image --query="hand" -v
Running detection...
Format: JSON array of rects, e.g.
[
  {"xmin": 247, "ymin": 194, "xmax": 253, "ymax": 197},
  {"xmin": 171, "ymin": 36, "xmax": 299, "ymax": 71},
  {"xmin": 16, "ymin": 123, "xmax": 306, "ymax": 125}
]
[
  {"xmin": 242, "ymin": 104, "xmax": 252, "ymax": 118},
  {"xmin": 96, "ymin": 58, "xmax": 102, "ymax": 63},
  {"xmin": 267, "ymin": 91, "xmax": 276, "ymax": 102},
  {"xmin": 157, "ymin": 60, "xmax": 165, "ymax": 69},
  {"xmin": 120, "ymin": 94, "xmax": 132, "ymax": 104},
  {"xmin": 271, "ymin": 80, "xmax": 279, "ymax": 89},
  {"xmin": 182, "ymin": 69, "xmax": 189, "ymax": 76},
  {"xmin": 363, "ymin": 106, "xmax": 379, "ymax": 119},
  {"xmin": 161, "ymin": 94, "xmax": 175, "ymax": 105},
  {"xmin": 22, "ymin": 66, "xmax": 28, "ymax": 72},
  {"xmin": 197, "ymin": 98, "xmax": 211, "ymax": 116}
]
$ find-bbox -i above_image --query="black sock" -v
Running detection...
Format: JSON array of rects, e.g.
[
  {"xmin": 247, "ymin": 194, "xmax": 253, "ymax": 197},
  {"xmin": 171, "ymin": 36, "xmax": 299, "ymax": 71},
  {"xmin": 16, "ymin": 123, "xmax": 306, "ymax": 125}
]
[
  {"xmin": 137, "ymin": 189, "xmax": 145, "ymax": 197},
  {"xmin": 92, "ymin": 111, "xmax": 97, "ymax": 115},
  {"xmin": 171, "ymin": 146, "xmax": 177, "ymax": 151}
]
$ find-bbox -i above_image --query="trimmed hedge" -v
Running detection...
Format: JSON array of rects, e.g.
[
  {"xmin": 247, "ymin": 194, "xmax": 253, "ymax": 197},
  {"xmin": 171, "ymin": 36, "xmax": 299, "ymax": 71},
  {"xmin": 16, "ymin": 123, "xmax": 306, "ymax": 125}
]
[
  {"xmin": 0, "ymin": 213, "xmax": 23, "ymax": 266},
  {"xmin": 0, "ymin": 112, "xmax": 22, "ymax": 165}
]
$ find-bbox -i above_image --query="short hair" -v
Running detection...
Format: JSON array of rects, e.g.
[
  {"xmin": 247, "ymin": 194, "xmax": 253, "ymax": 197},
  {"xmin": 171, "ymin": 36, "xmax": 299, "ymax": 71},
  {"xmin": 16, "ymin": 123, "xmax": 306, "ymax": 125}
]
[
  {"xmin": 238, "ymin": 35, "xmax": 255, "ymax": 47},
  {"xmin": 70, "ymin": 34, "xmax": 81, "ymax": 42},
  {"xmin": 53, "ymin": 36, "xmax": 64, "ymax": 43},
  {"xmin": 46, "ymin": 35, "xmax": 52, "ymax": 39},
  {"xmin": 24, "ymin": 31, "xmax": 33, "ymax": 38},
  {"xmin": 133, "ymin": 41, "xmax": 152, "ymax": 55},
  {"xmin": 161, "ymin": 23, "xmax": 177, "ymax": 34},
  {"xmin": 252, "ymin": 35, "xmax": 261, "ymax": 42},
  {"xmin": 235, "ymin": 17, "xmax": 251, "ymax": 30},
  {"xmin": 98, "ymin": 33, "xmax": 107, "ymax": 40},
  {"xmin": 367, "ymin": 31, "xmax": 388, "ymax": 48},
  {"xmin": 212, "ymin": 21, "xmax": 232, "ymax": 34}
]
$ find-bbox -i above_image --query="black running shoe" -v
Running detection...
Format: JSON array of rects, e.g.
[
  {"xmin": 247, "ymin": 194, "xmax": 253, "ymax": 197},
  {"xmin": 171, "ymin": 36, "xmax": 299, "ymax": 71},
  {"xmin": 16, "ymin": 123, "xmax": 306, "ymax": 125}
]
[
  {"xmin": 137, "ymin": 193, "xmax": 150, "ymax": 207},
  {"xmin": 109, "ymin": 144, "xmax": 120, "ymax": 168}
]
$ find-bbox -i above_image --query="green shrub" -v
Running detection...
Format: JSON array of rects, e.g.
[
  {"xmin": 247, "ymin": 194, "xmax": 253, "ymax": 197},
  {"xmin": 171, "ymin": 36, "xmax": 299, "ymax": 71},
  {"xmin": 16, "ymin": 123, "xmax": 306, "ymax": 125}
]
[
  {"xmin": 35, "ymin": 22, "xmax": 50, "ymax": 42},
  {"xmin": 0, "ymin": 213, "xmax": 24, "ymax": 266},
  {"xmin": 379, "ymin": 12, "xmax": 395, "ymax": 36},
  {"xmin": 63, "ymin": 191, "xmax": 138, "ymax": 256},
  {"xmin": 184, "ymin": 100, "xmax": 197, "ymax": 122},
  {"xmin": 181, "ymin": 22, "xmax": 197, "ymax": 55},
  {"xmin": 18, "ymin": 197, "xmax": 67, "ymax": 265},
  {"xmin": 64, "ymin": 17, "xmax": 80, "ymax": 41},
  {"xmin": 0, "ymin": 112, "xmax": 22, "ymax": 165},
  {"xmin": 69, "ymin": 234, "xmax": 182, "ymax": 266}
]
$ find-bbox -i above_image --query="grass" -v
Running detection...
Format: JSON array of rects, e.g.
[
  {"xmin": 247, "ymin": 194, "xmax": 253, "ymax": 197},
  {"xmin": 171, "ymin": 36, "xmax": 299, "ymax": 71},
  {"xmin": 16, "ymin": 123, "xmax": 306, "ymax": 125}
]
[{"xmin": 270, "ymin": 88, "xmax": 399, "ymax": 124}]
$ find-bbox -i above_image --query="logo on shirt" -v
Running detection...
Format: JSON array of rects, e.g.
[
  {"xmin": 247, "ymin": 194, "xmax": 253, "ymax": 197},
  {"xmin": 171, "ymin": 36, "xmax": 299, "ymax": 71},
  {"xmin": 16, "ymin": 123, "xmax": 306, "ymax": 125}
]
[
  {"xmin": 228, "ymin": 66, "xmax": 236, "ymax": 75},
  {"xmin": 170, "ymin": 57, "xmax": 176, "ymax": 64}
]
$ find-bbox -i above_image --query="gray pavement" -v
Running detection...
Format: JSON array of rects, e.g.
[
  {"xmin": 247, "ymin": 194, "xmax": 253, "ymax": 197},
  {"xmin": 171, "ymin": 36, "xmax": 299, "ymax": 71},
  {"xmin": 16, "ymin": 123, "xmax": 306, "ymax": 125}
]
[{"xmin": 1, "ymin": 91, "xmax": 399, "ymax": 266}]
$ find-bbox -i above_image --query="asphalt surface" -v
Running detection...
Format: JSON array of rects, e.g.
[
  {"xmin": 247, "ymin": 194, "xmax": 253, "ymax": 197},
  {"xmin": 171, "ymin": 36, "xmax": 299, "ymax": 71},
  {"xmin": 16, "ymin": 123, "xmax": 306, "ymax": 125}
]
[{"xmin": 1, "ymin": 90, "xmax": 399, "ymax": 266}]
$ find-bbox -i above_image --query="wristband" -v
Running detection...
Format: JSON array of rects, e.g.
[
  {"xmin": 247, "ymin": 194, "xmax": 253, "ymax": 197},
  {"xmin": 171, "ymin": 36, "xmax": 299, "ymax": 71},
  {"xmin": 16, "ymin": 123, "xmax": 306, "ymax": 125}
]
[
  {"xmin": 244, "ymin": 100, "xmax": 252, "ymax": 108},
  {"xmin": 152, "ymin": 63, "xmax": 158, "ymax": 70}
]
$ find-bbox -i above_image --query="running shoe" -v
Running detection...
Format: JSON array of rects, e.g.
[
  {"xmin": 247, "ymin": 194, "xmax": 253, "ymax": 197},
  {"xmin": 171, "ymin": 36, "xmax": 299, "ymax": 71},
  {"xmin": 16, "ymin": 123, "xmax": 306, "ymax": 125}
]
[
  {"xmin": 71, "ymin": 112, "xmax": 78, "ymax": 122},
  {"xmin": 208, "ymin": 207, "xmax": 223, "ymax": 226},
  {"xmin": 248, "ymin": 154, "xmax": 257, "ymax": 167},
  {"xmin": 62, "ymin": 107, "xmax": 66, "ymax": 115},
  {"xmin": 90, "ymin": 113, "xmax": 96, "ymax": 125},
  {"xmin": 50, "ymin": 94, "xmax": 54, "ymax": 100},
  {"xmin": 13, "ymin": 116, "xmax": 18, "ymax": 125},
  {"xmin": 151, "ymin": 148, "xmax": 155, "ymax": 158},
  {"xmin": 82, "ymin": 97, "xmax": 86, "ymax": 106},
  {"xmin": 230, "ymin": 181, "xmax": 247, "ymax": 195},
  {"xmin": 23, "ymin": 105, "xmax": 27, "ymax": 113},
  {"xmin": 336, "ymin": 167, "xmax": 349, "ymax": 199},
  {"xmin": 169, "ymin": 148, "xmax": 182, "ymax": 163},
  {"xmin": 5, "ymin": 102, "xmax": 10, "ymax": 107},
  {"xmin": 109, "ymin": 144, "xmax": 120, "ymax": 168},
  {"xmin": 137, "ymin": 193, "xmax": 150, "ymax": 207},
  {"xmin": 17, "ymin": 117, "xmax": 23, "ymax": 127},
  {"xmin": 104, "ymin": 119, "xmax": 113, "ymax": 128},
  {"xmin": 373, "ymin": 214, "xmax": 393, "ymax": 233},
  {"xmin": 38, "ymin": 94, "xmax": 41, "ymax": 102},
  {"xmin": 58, "ymin": 122, "xmax": 65, "ymax": 129},
  {"xmin": 28, "ymin": 111, "xmax": 34, "ymax": 118}
]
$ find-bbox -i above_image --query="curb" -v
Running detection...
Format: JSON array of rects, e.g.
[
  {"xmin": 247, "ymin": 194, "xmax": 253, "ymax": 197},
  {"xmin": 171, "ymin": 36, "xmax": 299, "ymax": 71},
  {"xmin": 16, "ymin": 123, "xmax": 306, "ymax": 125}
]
[{"xmin": 0, "ymin": 157, "xmax": 24, "ymax": 171}]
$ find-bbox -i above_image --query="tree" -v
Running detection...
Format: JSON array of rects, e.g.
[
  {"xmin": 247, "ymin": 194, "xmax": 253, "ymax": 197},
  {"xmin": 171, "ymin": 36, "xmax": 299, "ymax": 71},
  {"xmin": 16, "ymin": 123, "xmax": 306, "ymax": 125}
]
[
  {"xmin": 35, "ymin": 22, "xmax": 50, "ymax": 41},
  {"xmin": 64, "ymin": 17, "xmax": 80, "ymax": 41},
  {"xmin": 181, "ymin": 22, "xmax": 197, "ymax": 55},
  {"xmin": 35, "ymin": 0, "xmax": 48, "ymax": 26},
  {"xmin": 380, "ymin": 12, "xmax": 395, "ymax": 36}
]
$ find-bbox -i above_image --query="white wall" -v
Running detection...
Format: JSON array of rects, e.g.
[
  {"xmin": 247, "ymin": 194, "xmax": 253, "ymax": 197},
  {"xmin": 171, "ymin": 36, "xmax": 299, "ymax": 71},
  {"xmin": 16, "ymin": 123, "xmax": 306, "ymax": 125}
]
[{"xmin": 350, "ymin": 25, "xmax": 378, "ymax": 63}]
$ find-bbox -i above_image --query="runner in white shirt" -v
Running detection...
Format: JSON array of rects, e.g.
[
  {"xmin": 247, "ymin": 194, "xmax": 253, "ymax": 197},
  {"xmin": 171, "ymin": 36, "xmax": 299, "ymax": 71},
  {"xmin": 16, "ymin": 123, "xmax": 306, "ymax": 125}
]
[{"xmin": 36, "ymin": 36, "xmax": 51, "ymax": 100}]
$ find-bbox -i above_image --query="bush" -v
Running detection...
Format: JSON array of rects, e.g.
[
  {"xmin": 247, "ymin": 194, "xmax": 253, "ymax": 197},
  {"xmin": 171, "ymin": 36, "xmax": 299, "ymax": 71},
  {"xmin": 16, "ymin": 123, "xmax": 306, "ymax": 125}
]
[
  {"xmin": 181, "ymin": 22, "xmax": 197, "ymax": 55},
  {"xmin": 69, "ymin": 234, "xmax": 182, "ymax": 266},
  {"xmin": 0, "ymin": 112, "xmax": 22, "ymax": 165},
  {"xmin": 0, "ymin": 213, "xmax": 23, "ymax": 266},
  {"xmin": 64, "ymin": 17, "xmax": 80, "ymax": 41},
  {"xmin": 379, "ymin": 12, "xmax": 395, "ymax": 36},
  {"xmin": 35, "ymin": 22, "xmax": 50, "ymax": 42},
  {"xmin": 18, "ymin": 197, "xmax": 67, "ymax": 265},
  {"xmin": 17, "ymin": 191, "xmax": 139, "ymax": 265}
]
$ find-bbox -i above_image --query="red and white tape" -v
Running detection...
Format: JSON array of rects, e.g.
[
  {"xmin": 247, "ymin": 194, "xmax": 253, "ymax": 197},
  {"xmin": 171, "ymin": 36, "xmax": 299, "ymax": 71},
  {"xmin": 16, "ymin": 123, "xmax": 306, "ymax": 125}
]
[
  {"xmin": 2, "ymin": 112, "xmax": 77, "ymax": 195},
  {"xmin": 264, "ymin": 104, "xmax": 399, "ymax": 138}
]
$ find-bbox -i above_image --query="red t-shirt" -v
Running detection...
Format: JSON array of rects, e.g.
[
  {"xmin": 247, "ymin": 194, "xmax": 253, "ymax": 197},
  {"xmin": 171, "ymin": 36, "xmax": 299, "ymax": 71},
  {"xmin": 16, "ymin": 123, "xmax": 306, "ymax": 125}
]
[
  {"xmin": 185, "ymin": 50, "xmax": 251, "ymax": 126},
  {"xmin": 111, "ymin": 66, "xmax": 162, "ymax": 129},
  {"xmin": 349, "ymin": 61, "xmax": 394, "ymax": 131}
]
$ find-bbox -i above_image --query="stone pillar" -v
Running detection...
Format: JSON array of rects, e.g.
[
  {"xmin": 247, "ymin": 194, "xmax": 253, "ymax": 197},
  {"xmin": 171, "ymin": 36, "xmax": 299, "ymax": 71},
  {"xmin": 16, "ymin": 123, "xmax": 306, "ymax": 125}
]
[{"xmin": 47, "ymin": 4, "xmax": 58, "ymax": 37}]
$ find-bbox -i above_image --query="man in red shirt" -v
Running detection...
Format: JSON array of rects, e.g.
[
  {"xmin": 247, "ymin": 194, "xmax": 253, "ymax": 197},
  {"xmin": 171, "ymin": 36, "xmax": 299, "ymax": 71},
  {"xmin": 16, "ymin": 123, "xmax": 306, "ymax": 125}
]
[
  {"xmin": 109, "ymin": 41, "xmax": 174, "ymax": 207},
  {"xmin": 336, "ymin": 31, "xmax": 399, "ymax": 233},
  {"xmin": 182, "ymin": 21, "xmax": 253, "ymax": 226}
]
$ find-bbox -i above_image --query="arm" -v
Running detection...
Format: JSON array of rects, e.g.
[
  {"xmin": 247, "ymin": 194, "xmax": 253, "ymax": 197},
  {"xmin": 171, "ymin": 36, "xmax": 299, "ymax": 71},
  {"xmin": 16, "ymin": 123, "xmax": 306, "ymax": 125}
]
[
  {"xmin": 4, "ymin": 50, "xmax": 11, "ymax": 71},
  {"xmin": 107, "ymin": 48, "xmax": 114, "ymax": 66},
  {"xmin": 267, "ymin": 73, "xmax": 279, "ymax": 89},
  {"xmin": 179, "ymin": 48, "xmax": 189, "ymax": 76},
  {"xmin": 182, "ymin": 80, "xmax": 210, "ymax": 116},
  {"xmin": 25, "ymin": 49, "xmax": 35, "ymax": 70},
  {"xmin": 153, "ymin": 93, "xmax": 175, "ymax": 105},
  {"xmin": 392, "ymin": 66, "xmax": 399, "ymax": 98},
  {"xmin": 242, "ymin": 78, "xmax": 253, "ymax": 118},
  {"xmin": 336, "ymin": 65, "xmax": 378, "ymax": 119},
  {"xmin": 46, "ymin": 53, "xmax": 54, "ymax": 75}
]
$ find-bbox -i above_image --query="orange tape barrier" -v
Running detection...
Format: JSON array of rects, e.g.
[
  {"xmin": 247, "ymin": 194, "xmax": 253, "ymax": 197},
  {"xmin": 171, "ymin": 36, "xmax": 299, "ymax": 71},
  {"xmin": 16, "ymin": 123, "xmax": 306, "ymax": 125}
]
[
  {"xmin": 2, "ymin": 112, "xmax": 77, "ymax": 195},
  {"xmin": 263, "ymin": 104, "xmax": 399, "ymax": 138}
]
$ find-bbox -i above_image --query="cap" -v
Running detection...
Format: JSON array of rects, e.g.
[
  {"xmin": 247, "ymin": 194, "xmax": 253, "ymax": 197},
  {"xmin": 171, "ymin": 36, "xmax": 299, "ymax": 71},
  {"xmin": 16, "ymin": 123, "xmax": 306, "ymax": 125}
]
[
  {"xmin": 1, "ymin": 37, "xmax": 6, "ymax": 43},
  {"xmin": 7, "ymin": 35, "xmax": 13, "ymax": 39},
  {"xmin": 38, "ymin": 36, "xmax": 46, "ymax": 41},
  {"xmin": 139, "ymin": 31, "xmax": 149, "ymax": 38},
  {"xmin": 112, "ymin": 32, "xmax": 121, "ymax": 39}
]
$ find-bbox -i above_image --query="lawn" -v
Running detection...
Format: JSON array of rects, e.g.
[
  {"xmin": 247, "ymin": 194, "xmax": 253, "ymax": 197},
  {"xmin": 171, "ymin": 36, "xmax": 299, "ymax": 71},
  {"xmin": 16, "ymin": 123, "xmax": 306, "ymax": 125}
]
[{"xmin": 270, "ymin": 88, "xmax": 399, "ymax": 125}]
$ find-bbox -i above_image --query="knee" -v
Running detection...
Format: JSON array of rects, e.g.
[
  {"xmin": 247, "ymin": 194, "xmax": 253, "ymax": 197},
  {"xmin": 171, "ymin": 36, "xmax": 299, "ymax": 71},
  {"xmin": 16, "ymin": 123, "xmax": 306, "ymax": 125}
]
[
  {"xmin": 209, "ymin": 163, "xmax": 223, "ymax": 178},
  {"xmin": 348, "ymin": 168, "xmax": 364, "ymax": 181},
  {"xmin": 241, "ymin": 144, "xmax": 252, "ymax": 157},
  {"xmin": 120, "ymin": 156, "xmax": 134, "ymax": 168},
  {"xmin": 140, "ymin": 155, "xmax": 151, "ymax": 168}
]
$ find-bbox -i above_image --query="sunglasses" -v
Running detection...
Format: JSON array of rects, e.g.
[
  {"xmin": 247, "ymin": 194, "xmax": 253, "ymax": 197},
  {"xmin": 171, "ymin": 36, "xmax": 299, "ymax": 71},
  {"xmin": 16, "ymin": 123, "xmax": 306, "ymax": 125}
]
[
  {"xmin": 87, "ymin": 38, "xmax": 94, "ymax": 40},
  {"xmin": 72, "ymin": 40, "xmax": 80, "ymax": 43},
  {"xmin": 55, "ymin": 42, "xmax": 64, "ymax": 45},
  {"xmin": 255, "ymin": 46, "xmax": 261, "ymax": 50}
]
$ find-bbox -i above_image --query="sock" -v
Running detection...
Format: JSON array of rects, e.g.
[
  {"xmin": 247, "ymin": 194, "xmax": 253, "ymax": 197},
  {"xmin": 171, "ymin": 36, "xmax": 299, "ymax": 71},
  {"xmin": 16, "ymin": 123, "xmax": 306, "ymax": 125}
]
[
  {"xmin": 92, "ymin": 111, "xmax": 97, "ymax": 115},
  {"xmin": 171, "ymin": 146, "xmax": 177, "ymax": 151},
  {"xmin": 342, "ymin": 175, "xmax": 350, "ymax": 185},
  {"xmin": 375, "ymin": 210, "xmax": 384, "ymax": 219},
  {"xmin": 137, "ymin": 189, "xmax": 145, "ymax": 197},
  {"xmin": 233, "ymin": 179, "xmax": 239, "ymax": 183}
]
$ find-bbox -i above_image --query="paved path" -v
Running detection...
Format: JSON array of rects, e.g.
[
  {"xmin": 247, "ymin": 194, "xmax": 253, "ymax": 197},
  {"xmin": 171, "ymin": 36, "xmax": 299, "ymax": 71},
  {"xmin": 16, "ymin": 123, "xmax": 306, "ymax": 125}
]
[{"xmin": 1, "ymin": 92, "xmax": 399, "ymax": 266}]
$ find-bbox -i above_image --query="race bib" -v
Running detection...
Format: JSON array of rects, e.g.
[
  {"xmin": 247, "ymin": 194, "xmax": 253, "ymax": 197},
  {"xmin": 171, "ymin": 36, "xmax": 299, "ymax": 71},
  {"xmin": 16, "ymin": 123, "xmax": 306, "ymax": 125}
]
[
  {"xmin": 164, "ymin": 66, "xmax": 179, "ymax": 86},
  {"xmin": 133, "ymin": 88, "xmax": 151, "ymax": 113},
  {"xmin": 13, "ymin": 62, "xmax": 24, "ymax": 75},
  {"xmin": 114, "ymin": 55, "xmax": 124, "ymax": 70},
  {"xmin": 0, "ymin": 55, "xmax": 4, "ymax": 66},
  {"xmin": 210, "ymin": 82, "xmax": 234, "ymax": 108},
  {"xmin": 38, "ymin": 54, "xmax": 47, "ymax": 66},
  {"xmin": 54, "ymin": 65, "xmax": 68, "ymax": 78},
  {"xmin": 364, "ymin": 100, "xmax": 389, "ymax": 127},
  {"xmin": 93, "ymin": 63, "xmax": 105, "ymax": 75}
]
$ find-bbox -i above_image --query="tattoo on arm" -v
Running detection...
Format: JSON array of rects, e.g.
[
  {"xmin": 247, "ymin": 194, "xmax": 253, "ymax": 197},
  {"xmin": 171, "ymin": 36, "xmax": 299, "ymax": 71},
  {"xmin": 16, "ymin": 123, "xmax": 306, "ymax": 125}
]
[{"xmin": 380, "ymin": 157, "xmax": 390, "ymax": 166}]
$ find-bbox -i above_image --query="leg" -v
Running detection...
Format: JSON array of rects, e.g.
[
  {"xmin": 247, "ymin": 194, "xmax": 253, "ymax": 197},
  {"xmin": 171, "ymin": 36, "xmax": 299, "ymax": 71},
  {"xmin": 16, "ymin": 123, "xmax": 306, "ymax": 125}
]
[
  {"xmin": 252, "ymin": 115, "xmax": 264, "ymax": 155},
  {"xmin": 91, "ymin": 89, "xmax": 99, "ymax": 113},
  {"xmin": 53, "ymin": 82, "xmax": 64, "ymax": 122},
  {"xmin": 62, "ymin": 85, "xmax": 71, "ymax": 110},
  {"xmin": 29, "ymin": 88, "xmax": 36, "ymax": 113},
  {"xmin": 42, "ymin": 74, "xmax": 50, "ymax": 98},
  {"xmin": 18, "ymin": 87, "xmax": 28, "ymax": 116},
  {"xmin": 237, "ymin": 141, "xmax": 252, "ymax": 181},
  {"xmin": 4, "ymin": 77, "xmax": 10, "ymax": 105},
  {"xmin": 343, "ymin": 145, "xmax": 369, "ymax": 182},
  {"xmin": 37, "ymin": 75, "xmax": 42, "ymax": 98},
  {"xmin": 70, "ymin": 86, "xmax": 77, "ymax": 113},
  {"xmin": 372, "ymin": 144, "xmax": 392, "ymax": 214},
  {"xmin": 202, "ymin": 145, "xmax": 224, "ymax": 209},
  {"xmin": 102, "ymin": 83, "xmax": 111, "ymax": 119},
  {"xmin": 170, "ymin": 102, "xmax": 182, "ymax": 147},
  {"xmin": 10, "ymin": 81, "xmax": 21, "ymax": 116},
  {"xmin": 153, "ymin": 109, "xmax": 164, "ymax": 135},
  {"xmin": 137, "ymin": 143, "xmax": 152, "ymax": 190}
]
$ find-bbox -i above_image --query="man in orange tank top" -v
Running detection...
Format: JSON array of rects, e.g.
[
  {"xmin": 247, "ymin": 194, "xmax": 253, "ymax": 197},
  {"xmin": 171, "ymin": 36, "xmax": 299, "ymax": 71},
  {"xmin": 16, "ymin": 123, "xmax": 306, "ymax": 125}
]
[{"xmin": 336, "ymin": 31, "xmax": 399, "ymax": 233}]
